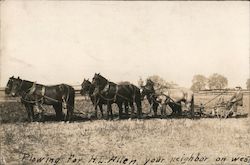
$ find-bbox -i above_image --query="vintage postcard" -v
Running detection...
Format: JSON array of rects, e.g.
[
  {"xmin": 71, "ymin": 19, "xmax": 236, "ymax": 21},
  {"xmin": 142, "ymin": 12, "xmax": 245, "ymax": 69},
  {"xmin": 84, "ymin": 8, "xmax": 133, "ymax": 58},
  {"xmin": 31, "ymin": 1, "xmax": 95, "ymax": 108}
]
[{"xmin": 0, "ymin": 1, "xmax": 249, "ymax": 165}]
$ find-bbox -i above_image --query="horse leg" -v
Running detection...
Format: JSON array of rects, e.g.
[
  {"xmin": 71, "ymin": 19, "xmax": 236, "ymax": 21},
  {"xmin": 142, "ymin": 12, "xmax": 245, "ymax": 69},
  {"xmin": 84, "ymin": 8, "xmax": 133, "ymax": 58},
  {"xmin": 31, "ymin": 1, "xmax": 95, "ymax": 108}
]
[
  {"xmin": 135, "ymin": 99, "xmax": 142, "ymax": 119},
  {"xmin": 128, "ymin": 102, "xmax": 132, "ymax": 118},
  {"xmin": 108, "ymin": 103, "xmax": 113, "ymax": 120},
  {"xmin": 162, "ymin": 104, "xmax": 167, "ymax": 117},
  {"xmin": 152, "ymin": 102, "xmax": 158, "ymax": 117},
  {"xmin": 186, "ymin": 102, "xmax": 193, "ymax": 118},
  {"xmin": 124, "ymin": 101, "xmax": 129, "ymax": 118},
  {"xmin": 159, "ymin": 104, "xmax": 164, "ymax": 118},
  {"xmin": 98, "ymin": 104, "xmax": 104, "ymax": 119},
  {"xmin": 191, "ymin": 96, "xmax": 194, "ymax": 118},
  {"xmin": 37, "ymin": 104, "xmax": 45, "ymax": 122},
  {"xmin": 149, "ymin": 103, "xmax": 153, "ymax": 114},
  {"xmin": 25, "ymin": 104, "xmax": 34, "ymax": 122},
  {"xmin": 105, "ymin": 101, "xmax": 110, "ymax": 120},
  {"xmin": 53, "ymin": 104, "xmax": 63, "ymax": 121},
  {"xmin": 94, "ymin": 105, "xmax": 98, "ymax": 119},
  {"xmin": 177, "ymin": 103, "xmax": 182, "ymax": 116},
  {"xmin": 118, "ymin": 102, "xmax": 123, "ymax": 119},
  {"xmin": 106, "ymin": 104, "xmax": 110, "ymax": 120},
  {"xmin": 129, "ymin": 101, "xmax": 135, "ymax": 118},
  {"xmin": 65, "ymin": 105, "xmax": 70, "ymax": 122}
]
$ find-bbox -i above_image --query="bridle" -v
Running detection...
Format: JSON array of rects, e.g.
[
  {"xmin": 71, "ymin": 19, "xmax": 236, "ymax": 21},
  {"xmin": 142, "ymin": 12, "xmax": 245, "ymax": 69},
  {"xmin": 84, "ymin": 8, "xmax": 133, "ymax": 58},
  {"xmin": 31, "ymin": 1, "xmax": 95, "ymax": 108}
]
[{"xmin": 11, "ymin": 79, "xmax": 24, "ymax": 95}]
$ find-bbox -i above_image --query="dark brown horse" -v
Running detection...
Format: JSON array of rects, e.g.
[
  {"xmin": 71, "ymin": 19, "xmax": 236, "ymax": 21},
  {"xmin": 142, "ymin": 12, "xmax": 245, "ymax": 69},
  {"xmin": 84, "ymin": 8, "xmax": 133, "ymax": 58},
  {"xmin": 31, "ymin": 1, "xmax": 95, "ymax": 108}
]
[
  {"xmin": 81, "ymin": 79, "xmax": 130, "ymax": 119},
  {"xmin": 81, "ymin": 79, "xmax": 104, "ymax": 118},
  {"xmin": 5, "ymin": 76, "xmax": 75, "ymax": 122},
  {"xmin": 91, "ymin": 73, "xmax": 142, "ymax": 119}
]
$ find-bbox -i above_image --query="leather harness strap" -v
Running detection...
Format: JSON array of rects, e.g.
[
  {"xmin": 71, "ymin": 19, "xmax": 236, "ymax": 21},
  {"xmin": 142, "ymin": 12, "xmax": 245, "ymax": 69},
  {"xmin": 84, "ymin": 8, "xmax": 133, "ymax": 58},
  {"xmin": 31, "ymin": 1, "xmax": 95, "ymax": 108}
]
[
  {"xmin": 41, "ymin": 86, "xmax": 46, "ymax": 96},
  {"xmin": 28, "ymin": 82, "xmax": 46, "ymax": 97},
  {"xmin": 28, "ymin": 82, "xmax": 36, "ymax": 95},
  {"xmin": 114, "ymin": 85, "xmax": 119, "ymax": 101},
  {"xmin": 24, "ymin": 82, "xmax": 47, "ymax": 105}
]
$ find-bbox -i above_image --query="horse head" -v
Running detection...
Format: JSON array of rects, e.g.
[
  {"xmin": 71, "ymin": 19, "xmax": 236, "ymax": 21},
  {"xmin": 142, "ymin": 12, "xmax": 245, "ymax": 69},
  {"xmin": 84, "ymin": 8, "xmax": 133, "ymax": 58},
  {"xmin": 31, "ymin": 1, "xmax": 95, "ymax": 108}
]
[
  {"xmin": 91, "ymin": 73, "xmax": 111, "ymax": 97},
  {"xmin": 6, "ymin": 76, "xmax": 23, "ymax": 97},
  {"xmin": 92, "ymin": 73, "xmax": 108, "ymax": 88},
  {"xmin": 5, "ymin": 76, "xmax": 14, "ymax": 95},
  {"xmin": 146, "ymin": 79, "xmax": 154, "ymax": 86},
  {"xmin": 141, "ymin": 85, "xmax": 155, "ymax": 100},
  {"xmin": 80, "ymin": 79, "xmax": 92, "ymax": 95}
]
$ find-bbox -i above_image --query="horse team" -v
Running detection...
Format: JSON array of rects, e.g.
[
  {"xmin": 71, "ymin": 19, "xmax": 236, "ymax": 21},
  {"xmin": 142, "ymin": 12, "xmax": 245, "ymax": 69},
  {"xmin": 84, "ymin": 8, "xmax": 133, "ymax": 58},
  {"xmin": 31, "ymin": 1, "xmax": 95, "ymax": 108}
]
[{"xmin": 5, "ymin": 74, "xmax": 194, "ymax": 122}]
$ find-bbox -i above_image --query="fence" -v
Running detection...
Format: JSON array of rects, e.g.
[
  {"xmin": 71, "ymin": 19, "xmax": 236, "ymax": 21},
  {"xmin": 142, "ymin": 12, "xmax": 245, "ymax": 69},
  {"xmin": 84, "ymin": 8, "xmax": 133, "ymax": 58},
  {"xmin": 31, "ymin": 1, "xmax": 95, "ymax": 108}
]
[{"xmin": 196, "ymin": 89, "xmax": 250, "ymax": 95}]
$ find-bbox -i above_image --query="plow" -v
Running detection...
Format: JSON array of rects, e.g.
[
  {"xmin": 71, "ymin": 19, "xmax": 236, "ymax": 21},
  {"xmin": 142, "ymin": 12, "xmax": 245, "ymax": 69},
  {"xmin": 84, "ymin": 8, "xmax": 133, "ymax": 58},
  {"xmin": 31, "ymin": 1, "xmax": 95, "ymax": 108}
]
[
  {"xmin": 193, "ymin": 95, "xmax": 246, "ymax": 119},
  {"xmin": 160, "ymin": 88, "xmax": 247, "ymax": 119}
]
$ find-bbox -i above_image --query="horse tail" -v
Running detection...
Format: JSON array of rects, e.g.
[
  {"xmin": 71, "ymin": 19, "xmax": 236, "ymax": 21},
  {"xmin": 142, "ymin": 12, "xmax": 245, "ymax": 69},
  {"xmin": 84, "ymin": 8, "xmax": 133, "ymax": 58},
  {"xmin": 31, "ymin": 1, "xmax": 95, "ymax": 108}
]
[
  {"xmin": 134, "ymin": 85, "xmax": 142, "ymax": 118},
  {"xmin": 64, "ymin": 85, "xmax": 75, "ymax": 121}
]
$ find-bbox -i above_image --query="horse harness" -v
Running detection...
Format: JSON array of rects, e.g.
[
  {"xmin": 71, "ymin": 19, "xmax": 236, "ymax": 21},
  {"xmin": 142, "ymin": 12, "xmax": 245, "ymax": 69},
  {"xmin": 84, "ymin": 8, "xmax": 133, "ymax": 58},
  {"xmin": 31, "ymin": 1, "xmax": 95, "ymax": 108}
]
[
  {"xmin": 21, "ymin": 82, "xmax": 69, "ymax": 109},
  {"xmin": 98, "ymin": 82, "xmax": 135, "ymax": 102},
  {"xmin": 149, "ymin": 92, "xmax": 181, "ymax": 107},
  {"xmin": 19, "ymin": 81, "xmax": 45, "ymax": 104},
  {"xmin": 17, "ymin": 81, "xmax": 47, "ymax": 114}
]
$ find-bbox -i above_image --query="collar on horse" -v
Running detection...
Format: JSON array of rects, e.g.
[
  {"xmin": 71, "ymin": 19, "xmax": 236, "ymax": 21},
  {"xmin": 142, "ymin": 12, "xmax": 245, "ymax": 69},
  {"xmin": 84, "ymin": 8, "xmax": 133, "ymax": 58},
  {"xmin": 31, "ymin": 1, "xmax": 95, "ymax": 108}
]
[
  {"xmin": 102, "ymin": 82, "xmax": 119, "ymax": 101},
  {"xmin": 28, "ymin": 82, "xmax": 46, "ymax": 96},
  {"xmin": 28, "ymin": 82, "xmax": 36, "ymax": 94},
  {"xmin": 21, "ymin": 82, "xmax": 46, "ymax": 104}
]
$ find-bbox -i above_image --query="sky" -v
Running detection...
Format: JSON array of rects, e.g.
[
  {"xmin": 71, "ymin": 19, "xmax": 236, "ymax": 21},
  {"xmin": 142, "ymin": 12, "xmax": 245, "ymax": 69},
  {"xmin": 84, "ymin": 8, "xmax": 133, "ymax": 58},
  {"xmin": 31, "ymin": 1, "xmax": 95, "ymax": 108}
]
[{"xmin": 0, "ymin": 1, "xmax": 249, "ymax": 88}]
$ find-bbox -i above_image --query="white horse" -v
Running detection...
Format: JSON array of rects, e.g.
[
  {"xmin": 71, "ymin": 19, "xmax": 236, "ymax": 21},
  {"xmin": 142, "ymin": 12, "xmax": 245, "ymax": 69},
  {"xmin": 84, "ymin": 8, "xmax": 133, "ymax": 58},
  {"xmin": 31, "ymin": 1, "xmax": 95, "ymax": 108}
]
[
  {"xmin": 160, "ymin": 87, "xmax": 194, "ymax": 111},
  {"xmin": 142, "ymin": 79, "xmax": 194, "ymax": 117}
]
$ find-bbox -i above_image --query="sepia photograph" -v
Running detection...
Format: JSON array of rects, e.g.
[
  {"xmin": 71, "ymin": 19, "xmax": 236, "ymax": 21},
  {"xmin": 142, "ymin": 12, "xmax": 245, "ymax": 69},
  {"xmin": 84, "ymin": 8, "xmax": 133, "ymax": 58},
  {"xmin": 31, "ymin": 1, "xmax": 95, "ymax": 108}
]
[{"xmin": 0, "ymin": 1, "xmax": 249, "ymax": 165}]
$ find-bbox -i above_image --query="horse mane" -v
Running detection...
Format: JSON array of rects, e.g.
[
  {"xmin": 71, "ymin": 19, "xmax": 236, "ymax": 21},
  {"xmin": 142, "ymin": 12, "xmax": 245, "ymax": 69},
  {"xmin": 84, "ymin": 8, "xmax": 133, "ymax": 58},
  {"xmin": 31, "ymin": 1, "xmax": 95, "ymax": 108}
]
[
  {"xmin": 13, "ymin": 77, "xmax": 50, "ymax": 88},
  {"xmin": 95, "ymin": 73, "xmax": 117, "ymax": 85},
  {"xmin": 22, "ymin": 79, "xmax": 46, "ymax": 87},
  {"xmin": 95, "ymin": 73, "xmax": 108, "ymax": 82}
]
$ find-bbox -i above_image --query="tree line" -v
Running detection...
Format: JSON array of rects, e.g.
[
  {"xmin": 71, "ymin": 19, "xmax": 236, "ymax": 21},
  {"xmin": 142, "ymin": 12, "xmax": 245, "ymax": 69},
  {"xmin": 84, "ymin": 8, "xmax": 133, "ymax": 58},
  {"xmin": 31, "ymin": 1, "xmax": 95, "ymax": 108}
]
[
  {"xmin": 191, "ymin": 74, "xmax": 250, "ymax": 91},
  {"xmin": 137, "ymin": 74, "xmax": 250, "ymax": 92}
]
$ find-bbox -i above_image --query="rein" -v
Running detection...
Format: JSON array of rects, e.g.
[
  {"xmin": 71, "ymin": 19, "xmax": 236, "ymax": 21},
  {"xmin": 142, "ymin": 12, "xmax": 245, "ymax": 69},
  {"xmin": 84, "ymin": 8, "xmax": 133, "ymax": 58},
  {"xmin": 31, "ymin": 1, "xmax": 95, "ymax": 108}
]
[
  {"xmin": 21, "ymin": 97, "xmax": 44, "ymax": 104},
  {"xmin": 147, "ymin": 91, "xmax": 181, "ymax": 106}
]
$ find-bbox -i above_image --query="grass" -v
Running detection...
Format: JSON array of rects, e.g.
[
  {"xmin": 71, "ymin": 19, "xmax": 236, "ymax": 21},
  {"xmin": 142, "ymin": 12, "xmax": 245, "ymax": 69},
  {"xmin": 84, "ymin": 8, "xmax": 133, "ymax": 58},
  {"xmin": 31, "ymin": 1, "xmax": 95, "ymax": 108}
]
[
  {"xmin": 0, "ymin": 119, "xmax": 250, "ymax": 165},
  {"xmin": 0, "ymin": 93, "xmax": 249, "ymax": 165}
]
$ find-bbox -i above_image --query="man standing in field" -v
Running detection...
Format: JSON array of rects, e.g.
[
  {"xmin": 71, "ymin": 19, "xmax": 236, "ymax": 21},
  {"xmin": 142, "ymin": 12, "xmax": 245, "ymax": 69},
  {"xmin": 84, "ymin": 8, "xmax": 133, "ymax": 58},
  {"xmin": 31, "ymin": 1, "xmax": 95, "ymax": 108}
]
[{"xmin": 228, "ymin": 86, "xmax": 243, "ymax": 117}]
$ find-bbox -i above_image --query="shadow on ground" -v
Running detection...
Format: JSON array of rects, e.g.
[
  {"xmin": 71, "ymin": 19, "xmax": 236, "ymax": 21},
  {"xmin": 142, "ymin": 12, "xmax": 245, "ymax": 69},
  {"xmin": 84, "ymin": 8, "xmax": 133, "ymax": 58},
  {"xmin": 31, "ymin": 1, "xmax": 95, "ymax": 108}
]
[{"xmin": 1, "ymin": 112, "xmax": 248, "ymax": 124}]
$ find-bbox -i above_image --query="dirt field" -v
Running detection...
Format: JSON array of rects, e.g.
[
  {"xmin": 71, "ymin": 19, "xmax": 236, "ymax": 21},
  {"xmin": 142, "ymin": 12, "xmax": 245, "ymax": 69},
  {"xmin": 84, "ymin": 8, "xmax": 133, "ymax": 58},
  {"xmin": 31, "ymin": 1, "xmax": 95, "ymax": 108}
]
[{"xmin": 0, "ymin": 93, "xmax": 249, "ymax": 165}]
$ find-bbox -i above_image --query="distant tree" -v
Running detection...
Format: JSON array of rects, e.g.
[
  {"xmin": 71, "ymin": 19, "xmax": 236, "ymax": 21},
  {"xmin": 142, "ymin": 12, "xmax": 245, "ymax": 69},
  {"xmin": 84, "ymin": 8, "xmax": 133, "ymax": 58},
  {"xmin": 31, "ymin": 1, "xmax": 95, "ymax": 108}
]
[
  {"xmin": 118, "ymin": 81, "xmax": 131, "ymax": 85},
  {"xmin": 208, "ymin": 73, "xmax": 228, "ymax": 89},
  {"xmin": 190, "ymin": 74, "xmax": 207, "ymax": 91},
  {"xmin": 169, "ymin": 81, "xmax": 179, "ymax": 88},
  {"xmin": 246, "ymin": 78, "xmax": 250, "ymax": 90},
  {"xmin": 147, "ymin": 75, "xmax": 174, "ymax": 90}
]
